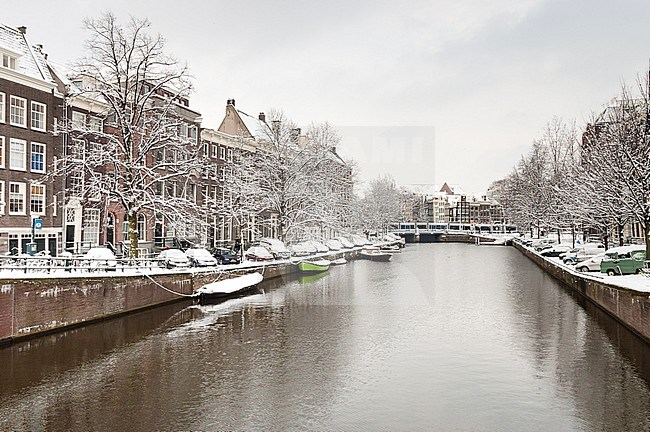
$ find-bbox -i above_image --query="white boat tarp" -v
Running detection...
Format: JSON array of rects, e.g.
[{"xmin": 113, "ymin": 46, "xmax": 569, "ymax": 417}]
[{"xmin": 196, "ymin": 272, "xmax": 264, "ymax": 296}]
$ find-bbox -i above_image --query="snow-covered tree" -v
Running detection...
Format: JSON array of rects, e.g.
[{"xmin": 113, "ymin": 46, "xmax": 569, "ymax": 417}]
[
  {"xmin": 221, "ymin": 111, "xmax": 353, "ymax": 243},
  {"xmin": 359, "ymin": 174, "xmax": 403, "ymax": 234},
  {"xmin": 579, "ymin": 82, "xmax": 650, "ymax": 255},
  {"xmin": 56, "ymin": 12, "xmax": 204, "ymax": 257}
]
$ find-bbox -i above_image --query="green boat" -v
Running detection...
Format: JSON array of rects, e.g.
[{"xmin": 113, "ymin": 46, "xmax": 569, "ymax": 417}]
[{"xmin": 297, "ymin": 259, "xmax": 331, "ymax": 274}]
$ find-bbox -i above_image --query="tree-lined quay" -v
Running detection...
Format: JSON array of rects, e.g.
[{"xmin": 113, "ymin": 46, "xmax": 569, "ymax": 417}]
[
  {"xmin": 0, "ymin": 13, "xmax": 405, "ymax": 261},
  {"xmin": 492, "ymin": 79, "xmax": 650, "ymax": 258}
]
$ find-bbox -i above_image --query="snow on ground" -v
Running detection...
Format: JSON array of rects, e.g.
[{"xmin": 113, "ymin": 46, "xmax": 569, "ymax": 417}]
[{"xmin": 523, "ymin": 243, "xmax": 650, "ymax": 294}]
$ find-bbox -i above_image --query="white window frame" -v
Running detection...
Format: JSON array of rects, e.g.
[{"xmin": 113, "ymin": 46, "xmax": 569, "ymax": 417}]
[
  {"xmin": 227, "ymin": 148, "xmax": 233, "ymax": 161},
  {"xmin": 2, "ymin": 53, "xmax": 17, "ymax": 70},
  {"xmin": 8, "ymin": 182, "xmax": 25, "ymax": 215},
  {"xmin": 0, "ymin": 136, "xmax": 4, "ymax": 168},
  {"xmin": 219, "ymin": 146, "xmax": 225, "ymax": 160},
  {"xmin": 0, "ymin": 93, "xmax": 5, "ymax": 123},
  {"xmin": 0, "ymin": 181, "xmax": 4, "ymax": 214},
  {"xmin": 30, "ymin": 183, "xmax": 45, "ymax": 215},
  {"xmin": 31, "ymin": 142, "xmax": 46, "ymax": 173},
  {"xmin": 30, "ymin": 101, "xmax": 46, "ymax": 132},
  {"xmin": 9, "ymin": 138, "xmax": 26, "ymax": 171},
  {"xmin": 211, "ymin": 144, "xmax": 217, "ymax": 158},
  {"xmin": 89, "ymin": 116, "xmax": 102, "ymax": 132},
  {"xmin": 83, "ymin": 208, "xmax": 100, "ymax": 245},
  {"xmin": 9, "ymin": 96, "xmax": 26, "ymax": 128},
  {"xmin": 71, "ymin": 111, "xmax": 86, "ymax": 130}
]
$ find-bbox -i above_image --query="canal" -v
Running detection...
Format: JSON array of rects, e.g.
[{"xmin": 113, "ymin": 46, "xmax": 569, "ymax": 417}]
[{"xmin": 1, "ymin": 243, "xmax": 649, "ymax": 431}]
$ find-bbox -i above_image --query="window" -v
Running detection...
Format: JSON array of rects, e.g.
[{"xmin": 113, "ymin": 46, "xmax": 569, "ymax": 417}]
[
  {"xmin": 89, "ymin": 116, "xmax": 102, "ymax": 132},
  {"xmin": 82, "ymin": 209, "xmax": 100, "ymax": 245},
  {"xmin": 0, "ymin": 93, "xmax": 5, "ymax": 123},
  {"xmin": 0, "ymin": 181, "xmax": 4, "ymax": 214},
  {"xmin": 30, "ymin": 184, "xmax": 45, "ymax": 214},
  {"xmin": 91, "ymin": 142, "xmax": 103, "ymax": 164},
  {"xmin": 0, "ymin": 136, "xmax": 4, "ymax": 168},
  {"xmin": 137, "ymin": 215, "xmax": 146, "ymax": 241},
  {"xmin": 71, "ymin": 139, "xmax": 85, "ymax": 160},
  {"xmin": 2, "ymin": 53, "xmax": 17, "ymax": 70},
  {"xmin": 31, "ymin": 142, "xmax": 45, "ymax": 173},
  {"xmin": 30, "ymin": 101, "xmax": 46, "ymax": 131},
  {"xmin": 211, "ymin": 144, "xmax": 217, "ymax": 158},
  {"xmin": 227, "ymin": 149, "xmax": 233, "ymax": 161},
  {"xmin": 8, "ymin": 182, "xmax": 25, "ymax": 215},
  {"xmin": 9, "ymin": 138, "xmax": 26, "ymax": 171},
  {"xmin": 71, "ymin": 111, "xmax": 86, "ymax": 129},
  {"xmin": 219, "ymin": 146, "xmax": 225, "ymax": 159},
  {"xmin": 10, "ymin": 96, "xmax": 26, "ymax": 127},
  {"xmin": 188, "ymin": 125, "xmax": 197, "ymax": 142}
]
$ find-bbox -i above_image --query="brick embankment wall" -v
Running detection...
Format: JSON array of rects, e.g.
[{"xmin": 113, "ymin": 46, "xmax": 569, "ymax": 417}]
[
  {"xmin": 514, "ymin": 242, "xmax": 650, "ymax": 343},
  {"xmin": 0, "ymin": 249, "xmax": 361, "ymax": 346}
]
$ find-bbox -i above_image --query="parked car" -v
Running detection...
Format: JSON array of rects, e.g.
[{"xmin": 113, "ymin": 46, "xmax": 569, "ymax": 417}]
[
  {"xmin": 211, "ymin": 247, "xmax": 241, "ymax": 265},
  {"xmin": 245, "ymin": 246, "xmax": 274, "ymax": 262},
  {"xmin": 334, "ymin": 236, "xmax": 355, "ymax": 249},
  {"xmin": 259, "ymin": 238, "xmax": 291, "ymax": 260},
  {"xmin": 540, "ymin": 244, "xmax": 573, "ymax": 257},
  {"xmin": 562, "ymin": 245, "xmax": 605, "ymax": 264},
  {"xmin": 324, "ymin": 239, "xmax": 343, "ymax": 251},
  {"xmin": 83, "ymin": 246, "xmax": 118, "ymax": 270},
  {"xmin": 288, "ymin": 243, "xmax": 312, "ymax": 257},
  {"xmin": 157, "ymin": 248, "xmax": 191, "ymax": 269},
  {"xmin": 348, "ymin": 235, "xmax": 367, "ymax": 247},
  {"xmin": 185, "ymin": 247, "xmax": 218, "ymax": 267},
  {"xmin": 575, "ymin": 253, "xmax": 605, "ymax": 272},
  {"xmin": 532, "ymin": 238, "xmax": 558, "ymax": 251},
  {"xmin": 600, "ymin": 246, "xmax": 646, "ymax": 276},
  {"xmin": 304, "ymin": 240, "xmax": 329, "ymax": 253}
]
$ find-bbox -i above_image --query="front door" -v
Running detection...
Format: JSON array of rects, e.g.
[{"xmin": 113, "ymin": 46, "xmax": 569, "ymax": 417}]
[{"xmin": 106, "ymin": 213, "xmax": 115, "ymax": 247}]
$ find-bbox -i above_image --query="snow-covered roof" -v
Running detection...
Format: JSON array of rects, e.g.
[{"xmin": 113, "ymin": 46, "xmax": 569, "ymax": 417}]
[
  {"xmin": 237, "ymin": 109, "xmax": 268, "ymax": 139},
  {"xmin": 0, "ymin": 24, "xmax": 54, "ymax": 84}
]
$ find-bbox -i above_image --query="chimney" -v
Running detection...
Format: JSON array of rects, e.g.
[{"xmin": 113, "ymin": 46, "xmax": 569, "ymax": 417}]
[
  {"xmin": 258, "ymin": 112, "xmax": 266, "ymax": 122},
  {"xmin": 226, "ymin": 99, "xmax": 235, "ymax": 107},
  {"xmin": 36, "ymin": 44, "xmax": 43, "ymax": 51},
  {"xmin": 17, "ymin": 26, "xmax": 26, "ymax": 34}
]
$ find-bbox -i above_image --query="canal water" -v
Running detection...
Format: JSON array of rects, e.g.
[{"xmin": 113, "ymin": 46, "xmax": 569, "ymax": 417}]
[{"xmin": 1, "ymin": 243, "xmax": 649, "ymax": 431}]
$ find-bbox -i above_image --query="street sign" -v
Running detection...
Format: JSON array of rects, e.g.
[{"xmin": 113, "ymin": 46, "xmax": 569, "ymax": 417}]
[{"xmin": 33, "ymin": 218, "xmax": 42, "ymax": 230}]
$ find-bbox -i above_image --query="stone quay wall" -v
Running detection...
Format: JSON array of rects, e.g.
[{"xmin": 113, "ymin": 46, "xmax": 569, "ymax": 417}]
[
  {"xmin": 514, "ymin": 242, "xmax": 650, "ymax": 343},
  {"xmin": 0, "ymin": 249, "xmax": 360, "ymax": 346}
]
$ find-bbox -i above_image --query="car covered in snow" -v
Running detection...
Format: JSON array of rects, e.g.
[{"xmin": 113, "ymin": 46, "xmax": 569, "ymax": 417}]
[
  {"xmin": 324, "ymin": 239, "xmax": 343, "ymax": 251},
  {"xmin": 157, "ymin": 248, "xmax": 191, "ymax": 269},
  {"xmin": 185, "ymin": 247, "xmax": 218, "ymax": 267},
  {"xmin": 334, "ymin": 236, "xmax": 355, "ymax": 249},
  {"xmin": 540, "ymin": 244, "xmax": 573, "ymax": 257},
  {"xmin": 83, "ymin": 246, "xmax": 118, "ymax": 270},
  {"xmin": 575, "ymin": 253, "xmax": 605, "ymax": 272},
  {"xmin": 245, "ymin": 246, "xmax": 274, "ymax": 262},
  {"xmin": 600, "ymin": 246, "xmax": 646, "ymax": 276},
  {"xmin": 259, "ymin": 238, "xmax": 291, "ymax": 260}
]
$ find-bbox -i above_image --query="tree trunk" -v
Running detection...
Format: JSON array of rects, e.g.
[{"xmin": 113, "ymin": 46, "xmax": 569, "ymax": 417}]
[
  {"xmin": 128, "ymin": 211, "xmax": 139, "ymax": 258},
  {"xmin": 617, "ymin": 223, "xmax": 624, "ymax": 247},
  {"xmin": 645, "ymin": 219, "xmax": 650, "ymax": 261}
]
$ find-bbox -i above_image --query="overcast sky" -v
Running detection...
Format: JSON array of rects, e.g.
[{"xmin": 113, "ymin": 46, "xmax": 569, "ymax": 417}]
[{"xmin": 5, "ymin": 0, "xmax": 650, "ymax": 193}]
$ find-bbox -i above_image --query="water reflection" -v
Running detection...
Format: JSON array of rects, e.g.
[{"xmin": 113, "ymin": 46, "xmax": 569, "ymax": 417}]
[{"xmin": 0, "ymin": 244, "xmax": 648, "ymax": 431}]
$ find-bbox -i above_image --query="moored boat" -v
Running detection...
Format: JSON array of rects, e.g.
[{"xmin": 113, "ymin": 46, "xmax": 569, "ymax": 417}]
[
  {"xmin": 297, "ymin": 259, "xmax": 331, "ymax": 273},
  {"xmin": 330, "ymin": 258, "xmax": 347, "ymax": 265},
  {"xmin": 359, "ymin": 248, "xmax": 392, "ymax": 262},
  {"xmin": 195, "ymin": 272, "xmax": 264, "ymax": 299}
]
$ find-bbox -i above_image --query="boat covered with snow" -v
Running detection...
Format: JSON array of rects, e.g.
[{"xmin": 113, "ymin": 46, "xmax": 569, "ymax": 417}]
[{"xmin": 195, "ymin": 272, "xmax": 263, "ymax": 299}]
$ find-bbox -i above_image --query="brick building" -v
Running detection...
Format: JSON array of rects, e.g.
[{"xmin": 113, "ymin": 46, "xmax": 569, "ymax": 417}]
[{"xmin": 0, "ymin": 24, "xmax": 63, "ymax": 255}]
